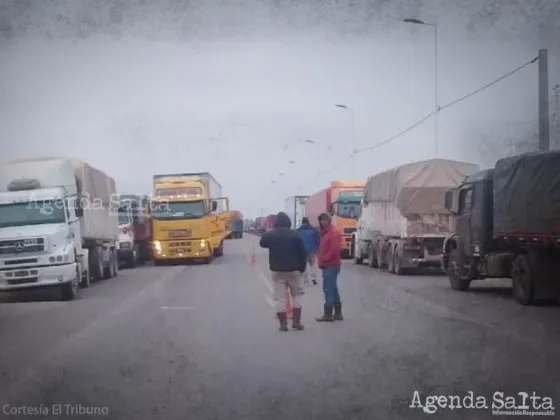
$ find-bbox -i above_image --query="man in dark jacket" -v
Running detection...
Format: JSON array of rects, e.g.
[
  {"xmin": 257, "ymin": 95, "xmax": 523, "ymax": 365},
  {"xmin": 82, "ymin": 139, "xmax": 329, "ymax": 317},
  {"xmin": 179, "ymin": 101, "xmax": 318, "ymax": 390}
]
[
  {"xmin": 316, "ymin": 213, "xmax": 343, "ymax": 322},
  {"xmin": 297, "ymin": 217, "xmax": 321, "ymax": 285},
  {"xmin": 260, "ymin": 212, "xmax": 307, "ymax": 331}
]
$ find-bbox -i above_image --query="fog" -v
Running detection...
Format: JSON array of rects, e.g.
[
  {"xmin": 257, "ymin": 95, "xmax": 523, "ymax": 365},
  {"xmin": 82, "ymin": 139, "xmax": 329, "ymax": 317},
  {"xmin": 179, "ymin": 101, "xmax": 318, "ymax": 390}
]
[{"xmin": 1, "ymin": 0, "xmax": 558, "ymax": 217}]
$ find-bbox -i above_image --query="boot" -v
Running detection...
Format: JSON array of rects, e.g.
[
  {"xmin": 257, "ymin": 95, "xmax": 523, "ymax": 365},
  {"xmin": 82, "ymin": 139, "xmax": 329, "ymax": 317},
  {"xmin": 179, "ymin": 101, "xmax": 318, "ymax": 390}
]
[
  {"xmin": 316, "ymin": 303, "xmax": 334, "ymax": 322},
  {"xmin": 277, "ymin": 312, "xmax": 289, "ymax": 331},
  {"xmin": 334, "ymin": 301, "xmax": 343, "ymax": 321},
  {"xmin": 292, "ymin": 307, "xmax": 304, "ymax": 330}
]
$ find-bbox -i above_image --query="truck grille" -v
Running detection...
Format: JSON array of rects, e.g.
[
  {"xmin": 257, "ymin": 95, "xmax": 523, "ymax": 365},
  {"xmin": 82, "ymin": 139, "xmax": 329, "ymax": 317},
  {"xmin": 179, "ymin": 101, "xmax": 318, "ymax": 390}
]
[
  {"xmin": 343, "ymin": 227, "xmax": 356, "ymax": 234},
  {"xmin": 0, "ymin": 238, "xmax": 45, "ymax": 255},
  {"xmin": 167, "ymin": 230, "xmax": 192, "ymax": 239}
]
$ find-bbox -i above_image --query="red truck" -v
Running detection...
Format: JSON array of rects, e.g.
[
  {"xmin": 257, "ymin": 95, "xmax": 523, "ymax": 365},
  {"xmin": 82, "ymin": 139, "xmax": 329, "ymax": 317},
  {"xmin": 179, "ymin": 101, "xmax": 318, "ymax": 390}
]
[
  {"xmin": 255, "ymin": 217, "xmax": 266, "ymax": 234},
  {"xmin": 117, "ymin": 194, "xmax": 152, "ymax": 268},
  {"xmin": 264, "ymin": 214, "xmax": 277, "ymax": 232}
]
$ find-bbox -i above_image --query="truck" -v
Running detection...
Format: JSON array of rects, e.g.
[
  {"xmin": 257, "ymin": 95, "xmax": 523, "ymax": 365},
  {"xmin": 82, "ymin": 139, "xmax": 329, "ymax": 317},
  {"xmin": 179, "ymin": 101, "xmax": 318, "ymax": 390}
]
[
  {"xmin": 255, "ymin": 217, "xmax": 266, "ymax": 234},
  {"xmin": 0, "ymin": 157, "xmax": 119, "ymax": 300},
  {"xmin": 285, "ymin": 195, "xmax": 308, "ymax": 228},
  {"xmin": 306, "ymin": 181, "xmax": 365, "ymax": 258},
  {"xmin": 150, "ymin": 172, "xmax": 231, "ymax": 264},
  {"xmin": 441, "ymin": 151, "xmax": 560, "ymax": 305},
  {"xmin": 264, "ymin": 214, "xmax": 277, "ymax": 232},
  {"xmin": 117, "ymin": 194, "xmax": 152, "ymax": 268},
  {"xmin": 227, "ymin": 210, "xmax": 244, "ymax": 239},
  {"xmin": 352, "ymin": 159, "xmax": 479, "ymax": 274}
]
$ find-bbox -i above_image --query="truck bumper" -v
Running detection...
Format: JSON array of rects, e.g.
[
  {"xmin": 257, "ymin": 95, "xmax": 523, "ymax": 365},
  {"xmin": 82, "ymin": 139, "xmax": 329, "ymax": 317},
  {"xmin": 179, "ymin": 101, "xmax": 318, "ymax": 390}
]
[
  {"xmin": 117, "ymin": 248, "xmax": 134, "ymax": 262},
  {"xmin": 0, "ymin": 263, "xmax": 77, "ymax": 292},
  {"xmin": 340, "ymin": 235, "xmax": 352, "ymax": 258},
  {"xmin": 152, "ymin": 239, "xmax": 212, "ymax": 260}
]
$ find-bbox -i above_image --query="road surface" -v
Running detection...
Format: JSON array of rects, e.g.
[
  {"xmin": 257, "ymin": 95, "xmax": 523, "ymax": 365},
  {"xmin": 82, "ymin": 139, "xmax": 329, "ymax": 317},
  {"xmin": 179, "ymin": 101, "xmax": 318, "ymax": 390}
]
[{"xmin": 1, "ymin": 235, "xmax": 558, "ymax": 419}]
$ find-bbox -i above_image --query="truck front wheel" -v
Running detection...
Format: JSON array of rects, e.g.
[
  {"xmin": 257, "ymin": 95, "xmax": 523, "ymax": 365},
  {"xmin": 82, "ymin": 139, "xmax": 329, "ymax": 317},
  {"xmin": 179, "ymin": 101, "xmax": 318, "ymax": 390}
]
[
  {"xmin": 61, "ymin": 267, "xmax": 80, "ymax": 301},
  {"xmin": 448, "ymin": 250, "xmax": 470, "ymax": 291},
  {"xmin": 512, "ymin": 253, "xmax": 534, "ymax": 305},
  {"xmin": 353, "ymin": 237, "xmax": 363, "ymax": 265},
  {"xmin": 367, "ymin": 244, "xmax": 378, "ymax": 268}
]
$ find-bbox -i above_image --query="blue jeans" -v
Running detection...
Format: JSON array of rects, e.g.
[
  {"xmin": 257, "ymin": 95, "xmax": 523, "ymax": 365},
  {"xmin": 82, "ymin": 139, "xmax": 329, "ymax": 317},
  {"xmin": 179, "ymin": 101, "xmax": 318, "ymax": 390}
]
[{"xmin": 322, "ymin": 265, "xmax": 341, "ymax": 305}]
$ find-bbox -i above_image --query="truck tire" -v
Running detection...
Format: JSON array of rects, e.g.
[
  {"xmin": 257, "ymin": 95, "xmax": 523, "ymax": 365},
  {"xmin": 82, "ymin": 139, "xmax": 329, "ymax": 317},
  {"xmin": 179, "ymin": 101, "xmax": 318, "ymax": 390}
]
[
  {"xmin": 214, "ymin": 241, "xmax": 224, "ymax": 257},
  {"xmin": 387, "ymin": 245, "xmax": 395, "ymax": 273},
  {"xmin": 393, "ymin": 247, "xmax": 404, "ymax": 275},
  {"xmin": 512, "ymin": 253, "xmax": 534, "ymax": 305},
  {"xmin": 239, "ymin": 232, "xmax": 243, "ymax": 239},
  {"xmin": 61, "ymin": 266, "xmax": 80, "ymax": 301},
  {"xmin": 367, "ymin": 244, "xmax": 377, "ymax": 268},
  {"xmin": 129, "ymin": 245, "xmax": 138, "ymax": 268},
  {"xmin": 377, "ymin": 245, "xmax": 386, "ymax": 269},
  {"xmin": 448, "ymin": 250, "xmax": 470, "ymax": 291},
  {"xmin": 353, "ymin": 237, "xmax": 363, "ymax": 265},
  {"xmin": 90, "ymin": 247, "xmax": 104, "ymax": 281}
]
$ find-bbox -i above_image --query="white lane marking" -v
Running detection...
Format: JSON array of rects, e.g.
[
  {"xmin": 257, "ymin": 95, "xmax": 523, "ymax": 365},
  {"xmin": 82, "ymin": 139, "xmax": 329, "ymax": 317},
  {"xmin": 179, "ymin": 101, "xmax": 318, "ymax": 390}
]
[
  {"xmin": 255, "ymin": 266, "xmax": 274, "ymax": 294},
  {"xmin": 160, "ymin": 306, "xmax": 194, "ymax": 310},
  {"xmin": 266, "ymin": 296, "xmax": 275, "ymax": 308}
]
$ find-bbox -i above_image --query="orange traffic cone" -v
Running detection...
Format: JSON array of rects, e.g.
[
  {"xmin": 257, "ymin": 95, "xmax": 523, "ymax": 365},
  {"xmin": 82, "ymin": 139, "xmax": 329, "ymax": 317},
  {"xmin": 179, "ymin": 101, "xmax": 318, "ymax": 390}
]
[
  {"xmin": 249, "ymin": 247, "xmax": 256, "ymax": 265},
  {"xmin": 285, "ymin": 288, "xmax": 293, "ymax": 319}
]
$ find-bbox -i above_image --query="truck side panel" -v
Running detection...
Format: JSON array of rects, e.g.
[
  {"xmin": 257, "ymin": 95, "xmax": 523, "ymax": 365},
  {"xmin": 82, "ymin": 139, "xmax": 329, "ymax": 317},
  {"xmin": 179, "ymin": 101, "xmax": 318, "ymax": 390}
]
[{"xmin": 305, "ymin": 188, "xmax": 329, "ymax": 229}]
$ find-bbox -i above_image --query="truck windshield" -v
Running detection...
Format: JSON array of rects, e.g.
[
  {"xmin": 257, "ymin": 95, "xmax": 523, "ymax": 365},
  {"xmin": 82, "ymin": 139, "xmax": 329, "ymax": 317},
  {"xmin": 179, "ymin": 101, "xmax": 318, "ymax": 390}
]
[
  {"xmin": 118, "ymin": 210, "xmax": 131, "ymax": 226},
  {"xmin": 152, "ymin": 201, "xmax": 206, "ymax": 220},
  {"xmin": 0, "ymin": 199, "xmax": 66, "ymax": 228},
  {"xmin": 334, "ymin": 202, "xmax": 361, "ymax": 219}
]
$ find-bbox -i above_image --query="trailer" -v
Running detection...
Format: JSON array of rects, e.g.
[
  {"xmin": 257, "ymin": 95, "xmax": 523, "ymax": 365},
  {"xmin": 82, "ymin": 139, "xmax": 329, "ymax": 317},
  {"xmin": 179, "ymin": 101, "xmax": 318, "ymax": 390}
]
[
  {"xmin": 353, "ymin": 159, "xmax": 479, "ymax": 274},
  {"xmin": 0, "ymin": 157, "xmax": 119, "ymax": 300},
  {"xmin": 442, "ymin": 151, "xmax": 560, "ymax": 304},
  {"xmin": 284, "ymin": 195, "xmax": 308, "ymax": 228},
  {"xmin": 117, "ymin": 194, "xmax": 152, "ymax": 268},
  {"xmin": 227, "ymin": 210, "xmax": 244, "ymax": 239}
]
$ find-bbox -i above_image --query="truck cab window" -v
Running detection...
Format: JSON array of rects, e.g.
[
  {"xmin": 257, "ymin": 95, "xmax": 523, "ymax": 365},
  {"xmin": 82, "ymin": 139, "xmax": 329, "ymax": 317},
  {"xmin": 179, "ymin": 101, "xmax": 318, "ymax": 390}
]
[{"xmin": 459, "ymin": 188, "xmax": 473, "ymax": 214}]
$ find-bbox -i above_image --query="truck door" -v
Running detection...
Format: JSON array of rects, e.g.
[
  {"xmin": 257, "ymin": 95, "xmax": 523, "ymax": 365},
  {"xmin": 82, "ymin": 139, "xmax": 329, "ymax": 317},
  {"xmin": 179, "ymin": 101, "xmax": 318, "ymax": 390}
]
[{"xmin": 457, "ymin": 186, "xmax": 474, "ymax": 256}]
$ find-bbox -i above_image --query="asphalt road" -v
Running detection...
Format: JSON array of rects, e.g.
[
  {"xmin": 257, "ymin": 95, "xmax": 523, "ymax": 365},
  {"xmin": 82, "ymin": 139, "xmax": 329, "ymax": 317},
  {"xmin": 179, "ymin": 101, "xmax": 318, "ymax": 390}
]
[{"xmin": 1, "ymin": 235, "xmax": 559, "ymax": 419}]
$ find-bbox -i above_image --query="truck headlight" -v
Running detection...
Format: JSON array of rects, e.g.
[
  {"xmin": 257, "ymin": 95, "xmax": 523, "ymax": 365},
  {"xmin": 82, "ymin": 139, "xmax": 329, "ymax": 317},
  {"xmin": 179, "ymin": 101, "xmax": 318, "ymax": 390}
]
[
  {"xmin": 153, "ymin": 241, "xmax": 162, "ymax": 252},
  {"xmin": 200, "ymin": 240, "xmax": 206, "ymax": 249}
]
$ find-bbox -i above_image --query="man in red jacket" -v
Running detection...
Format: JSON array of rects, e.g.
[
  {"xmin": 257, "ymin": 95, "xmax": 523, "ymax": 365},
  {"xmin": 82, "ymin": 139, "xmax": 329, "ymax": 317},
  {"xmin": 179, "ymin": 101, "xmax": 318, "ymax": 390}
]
[{"xmin": 316, "ymin": 213, "xmax": 343, "ymax": 322}]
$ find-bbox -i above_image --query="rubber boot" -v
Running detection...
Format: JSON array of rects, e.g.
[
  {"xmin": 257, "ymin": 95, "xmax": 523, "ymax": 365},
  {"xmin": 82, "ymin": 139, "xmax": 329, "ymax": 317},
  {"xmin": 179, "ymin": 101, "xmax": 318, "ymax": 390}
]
[
  {"xmin": 334, "ymin": 301, "xmax": 343, "ymax": 321},
  {"xmin": 292, "ymin": 307, "xmax": 304, "ymax": 330},
  {"xmin": 316, "ymin": 303, "xmax": 334, "ymax": 322},
  {"xmin": 277, "ymin": 312, "xmax": 289, "ymax": 331}
]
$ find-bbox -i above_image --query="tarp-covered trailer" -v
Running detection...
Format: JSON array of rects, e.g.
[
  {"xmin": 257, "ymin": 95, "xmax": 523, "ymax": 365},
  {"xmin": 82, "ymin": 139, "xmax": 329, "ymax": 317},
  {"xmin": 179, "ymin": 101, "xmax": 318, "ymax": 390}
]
[
  {"xmin": 285, "ymin": 195, "xmax": 308, "ymax": 228},
  {"xmin": 358, "ymin": 158, "xmax": 480, "ymax": 274}
]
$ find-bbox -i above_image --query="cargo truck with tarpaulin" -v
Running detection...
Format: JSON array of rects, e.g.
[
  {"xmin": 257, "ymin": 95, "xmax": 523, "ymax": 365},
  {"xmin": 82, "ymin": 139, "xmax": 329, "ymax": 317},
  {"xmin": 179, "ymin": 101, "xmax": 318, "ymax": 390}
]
[
  {"xmin": 151, "ymin": 172, "xmax": 231, "ymax": 264},
  {"xmin": 0, "ymin": 157, "xmax": 119, "ymax": 300},
  {"xmin": 285, "ymin": 195, "xmax": 308, "ymax": 228},
  {"xmin": 442, "ymin": 151, "xmax": 560, "ymax": 305},
  {"xmin": 353, "ymin": 159, "xmax": 479, "ymax": 274},
  {"xmin": 306, "ymin": 181, "xmax": 364, "ymax": 258}
]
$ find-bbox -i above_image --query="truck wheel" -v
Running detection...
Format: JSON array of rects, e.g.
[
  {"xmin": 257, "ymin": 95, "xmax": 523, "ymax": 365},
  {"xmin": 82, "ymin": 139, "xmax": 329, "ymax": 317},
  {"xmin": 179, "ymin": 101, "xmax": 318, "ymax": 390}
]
[
  {"xmin": 387, "ymin": 246, "xmax": 395, "ymax": 273},
  {"xmin": 393, "ymin": 248, "xmax": 404, "ymax": 275},
  {"xmin": 512, "ymin": 254, "xmax": 534, "ymax": 305},
  {"xmin": 367, "ymin": 245, "xmax": 377, "ymax": 268},
  {"xmin": 61, "ymin": 267, "xmax": 80, "ymax": 301},
  {"xmin": 239, "ymin": 233, "xmax": 243, "ymax": 239},
  {"xmin": 448, "ymin": 250, "xmax": 470, "ymax": 291},
  {"xmin": 90, "ymin": 247, "xmax": 104, "ymax": 281},
  {"xmin": 79, "ymin": 263, "xmax": 90, "ymax": 288},
  {"xmin": 214, "ymin": 241, "xmax": 224, "ymax": 257},
  {"xmin": 111, "ymin": 251, "xmax": 119, "ymax": 277},
  {"xmin": 353, "ymin": 238, "xmax": 363, "ymax": 265},
  {"xmin": 377, "ymin": 245, "xmax": 386, "ymax": 269},
  {"xmin": 129, "ymin": 245, "xmax": 138, "ymax": 268}
]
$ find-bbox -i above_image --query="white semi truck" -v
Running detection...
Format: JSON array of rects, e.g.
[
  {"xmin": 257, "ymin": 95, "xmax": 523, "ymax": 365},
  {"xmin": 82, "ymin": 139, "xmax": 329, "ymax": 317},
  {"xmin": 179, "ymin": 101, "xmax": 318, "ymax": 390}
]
[
  {"xmin": 0, "ymin": 157, "xmax": 119, "ymax": 300},
  {"xmin": 352, "ymin": 159, "xmax": 479, "ymax": 274}
]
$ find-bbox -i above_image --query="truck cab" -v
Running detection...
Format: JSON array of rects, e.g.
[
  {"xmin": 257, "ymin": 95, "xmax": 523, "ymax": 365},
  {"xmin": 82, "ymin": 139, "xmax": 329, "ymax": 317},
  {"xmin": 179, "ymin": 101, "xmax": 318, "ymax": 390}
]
[
  {"xmin": 117, "ymin": 206, "xmax": 136, "ymax": 267},
  {"xmin": 331, "ymin": 191, "xmax": 362, "ymax": 257},
  {"xmin": 0, "ymin": 183, "xmax": 83, "ymax": 300},
  {"xmin": 442, "ymin": 169, "xmax": 509, "ymax": 290}
]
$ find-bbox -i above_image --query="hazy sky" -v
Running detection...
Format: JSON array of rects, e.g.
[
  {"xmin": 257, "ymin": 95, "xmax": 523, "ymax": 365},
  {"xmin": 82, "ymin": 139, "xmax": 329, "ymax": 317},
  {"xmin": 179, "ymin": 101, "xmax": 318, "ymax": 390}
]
[{"xmin": 1, "ymin": 1, "xmax": 558, "ymax": 218}]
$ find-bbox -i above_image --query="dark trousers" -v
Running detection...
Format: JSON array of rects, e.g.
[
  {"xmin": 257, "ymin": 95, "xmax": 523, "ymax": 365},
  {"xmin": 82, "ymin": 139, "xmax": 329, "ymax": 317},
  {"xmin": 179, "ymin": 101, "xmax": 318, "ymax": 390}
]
[{"xmin": 322, "ymin": 265, "xmax": 341, "ymax": 304}]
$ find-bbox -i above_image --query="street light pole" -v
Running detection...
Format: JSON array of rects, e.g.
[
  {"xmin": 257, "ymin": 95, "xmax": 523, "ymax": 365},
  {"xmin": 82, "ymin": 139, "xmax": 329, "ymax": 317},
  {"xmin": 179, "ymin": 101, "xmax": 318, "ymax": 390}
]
[
  {"xmin": 335, "ymin": 104, "xmax": 357, "ymax": 153},
  {"xmin": 404, "ymin": 18, "xmax": 439, "ymax": 157}
]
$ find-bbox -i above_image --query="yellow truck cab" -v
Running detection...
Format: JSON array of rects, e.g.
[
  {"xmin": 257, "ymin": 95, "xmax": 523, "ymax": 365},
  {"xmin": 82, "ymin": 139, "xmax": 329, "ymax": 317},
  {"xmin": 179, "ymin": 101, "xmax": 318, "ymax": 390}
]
[{"xmin": 151, "ymin": 172, "xmax": 231, "ymax": 264}]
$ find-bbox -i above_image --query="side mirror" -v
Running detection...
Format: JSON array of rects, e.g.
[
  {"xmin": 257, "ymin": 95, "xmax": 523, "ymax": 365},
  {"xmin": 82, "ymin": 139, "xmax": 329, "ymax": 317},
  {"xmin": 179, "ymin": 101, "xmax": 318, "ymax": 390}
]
[
  {"xmin": 75, "ymin": 207, "xmax": 84, "ymax": 217},
  {"xmin": 444, "ymin": 189, "xmax": 459, "ymax": 214},
  {"xmin": 211, "ymin": 200, "xmax": 217, "ymax": 211}
]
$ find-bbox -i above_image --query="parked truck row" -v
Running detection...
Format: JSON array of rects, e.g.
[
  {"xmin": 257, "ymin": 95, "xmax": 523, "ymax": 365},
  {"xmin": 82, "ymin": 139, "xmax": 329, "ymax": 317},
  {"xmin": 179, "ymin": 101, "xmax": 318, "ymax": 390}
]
[{"xmin": 0, "ymin": 159, "xmax": 233, "ymax": 300}]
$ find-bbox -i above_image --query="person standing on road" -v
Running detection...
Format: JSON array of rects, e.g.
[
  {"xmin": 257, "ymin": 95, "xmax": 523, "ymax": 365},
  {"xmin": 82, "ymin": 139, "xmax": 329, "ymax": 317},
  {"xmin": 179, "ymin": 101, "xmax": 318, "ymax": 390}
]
[
  {"xmin": 297, "ymin": 217, "xmax": 320, "ymax": 285},
  {"xmin": 316, "ymin": 213, "xmax": 343, "ymax": 322},
  {"xmin": 260, "ymin": 212, "xmax": 307, "ymax": 331}
]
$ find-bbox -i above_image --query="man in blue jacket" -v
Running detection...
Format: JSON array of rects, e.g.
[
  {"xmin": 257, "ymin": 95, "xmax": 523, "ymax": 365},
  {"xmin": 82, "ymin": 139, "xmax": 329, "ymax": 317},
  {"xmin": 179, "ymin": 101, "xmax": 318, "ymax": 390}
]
[{"xmin": 297, "ymin": 217, "xmax": 321, "ymax": 285}]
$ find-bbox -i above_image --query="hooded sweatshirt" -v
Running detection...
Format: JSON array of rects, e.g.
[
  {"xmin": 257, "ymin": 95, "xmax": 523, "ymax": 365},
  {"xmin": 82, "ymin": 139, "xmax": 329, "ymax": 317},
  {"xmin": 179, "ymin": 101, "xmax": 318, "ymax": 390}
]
[
  {"xmin": 317, "ymin": 213, "xmax": 342, "ymax": 268},
  {"xmin": 259, "ymin": 212, "xmax": 307, "ymax": 272},
  {"xmin": 297, "ymin": 219, "xmax": 320, "ymax": 253}
]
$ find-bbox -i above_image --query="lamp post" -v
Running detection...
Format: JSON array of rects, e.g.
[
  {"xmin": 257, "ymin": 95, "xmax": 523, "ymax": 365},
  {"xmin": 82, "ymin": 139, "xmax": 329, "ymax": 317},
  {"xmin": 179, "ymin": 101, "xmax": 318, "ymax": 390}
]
[
  {"xmin": 404, "ymin": 18, "xmax": 439, "ymax": 157},
  {"xmin": 335, "ymin": 104, "xmax": 357, "ymax": 153}
]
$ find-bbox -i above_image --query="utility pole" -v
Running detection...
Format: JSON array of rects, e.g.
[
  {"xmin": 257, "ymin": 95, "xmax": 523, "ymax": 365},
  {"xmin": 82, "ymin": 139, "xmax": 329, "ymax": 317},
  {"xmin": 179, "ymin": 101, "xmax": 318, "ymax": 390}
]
[
  {"xmin": 553, "ymin": 83, "xmax": 560, "ymax": 149},
  {"xmin": 538, "ymin": 48, "xmax": 550, "ymax": 152}
]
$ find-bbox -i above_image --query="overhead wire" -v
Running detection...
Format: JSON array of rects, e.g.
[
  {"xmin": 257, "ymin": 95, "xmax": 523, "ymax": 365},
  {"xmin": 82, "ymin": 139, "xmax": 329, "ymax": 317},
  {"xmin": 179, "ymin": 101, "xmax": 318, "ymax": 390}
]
[{"xmin": 248, "ymin": 54, "xmax": 539, "ymax": 217}]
